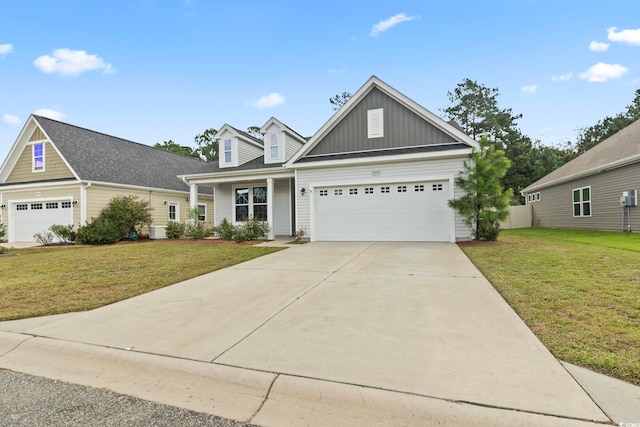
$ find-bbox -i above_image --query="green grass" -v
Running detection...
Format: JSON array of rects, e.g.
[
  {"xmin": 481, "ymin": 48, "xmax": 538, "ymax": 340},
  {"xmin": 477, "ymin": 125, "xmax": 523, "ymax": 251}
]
[
  {"xmin": 460, "ymin": 228, "xmax": 640, "ymax": 385},
  {"xmin": 0, "ymin": 241, "xmax": 283, "ymax": 321}
]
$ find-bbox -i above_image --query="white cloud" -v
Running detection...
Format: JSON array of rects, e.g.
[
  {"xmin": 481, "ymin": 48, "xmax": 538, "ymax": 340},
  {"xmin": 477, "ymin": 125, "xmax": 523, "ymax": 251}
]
[
  {"xmin": 579, "ymin": 62, "xmax": 629, "ymax": 82},
  {"xmin": 607, "ymin": 27, "xmax": 640, "ymax": 46},
  {"xmin": 589, "ymin": 41, "xmax": 609, "ymax": 52},
  {"xmin": 551, "ymin": 73, "xmax": 572, "ymax": 81},
  {"xmin": 2, "ymin": 114, "xmax": 20, "ymax": 125},
  {"xmin": 0, "ymin": 43, "xmax": 13, "ymax": 57},
  {"xmin": 370, "ymin": 13, "xmax": 416, "ymax": 37},
  {"xmin": 521, "ymin": 85, "xmax": 538, "ymax": 95},
  {"xmin": 34, "ymin": 48, "xmax": 115, "ymax": 76},
  {"xmin": 247, "ymin": 93, "xmax": 285, "ymax": 109},
  {"xmin": 33, "ymin": 109, "xmax": 66, "ymax": 121},
  {"xmin": 328, "ymin": 68, "xmax": 347, "ymax": 73}
]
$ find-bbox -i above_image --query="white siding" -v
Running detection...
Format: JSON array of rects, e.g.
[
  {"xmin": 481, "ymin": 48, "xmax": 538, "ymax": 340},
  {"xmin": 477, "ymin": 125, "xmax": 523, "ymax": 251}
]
[
  {"xmin": 285, "ymin": 133, "xmax": 304, "ymax": 161},
  {"xmin": 238, "ymin": 139, "xmax": 263, "ymax": 166},
  {"xmin": 273, "ymin": 179, "xmax": 291, "ymax": 236},
  {"xmin": 214, "ymin": 184, "xmax": 233, "ymax": 226},
  {"xmin": 296, "ymin": 157, "xmax": 473, "ymax": 241}
]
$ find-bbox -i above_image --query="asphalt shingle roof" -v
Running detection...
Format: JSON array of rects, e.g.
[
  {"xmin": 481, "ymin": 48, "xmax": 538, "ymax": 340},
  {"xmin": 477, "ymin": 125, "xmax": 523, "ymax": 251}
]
[
  {"xmin": 524, "ymin": 118, "xmax": 640, "ymax": 192},
  {"xmin": 34, "ymin": 115, "xmax": 212, "ymax": 193}
]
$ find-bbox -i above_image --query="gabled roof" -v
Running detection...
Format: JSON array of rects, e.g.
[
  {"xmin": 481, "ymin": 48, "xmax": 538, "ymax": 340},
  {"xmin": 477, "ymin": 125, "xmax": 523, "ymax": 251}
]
[
  {"xmin": 0, "ymin": 115, "xmax": 211, "ymax": 192},
  {"xmin": 524, "ymin": 118, "xmax": 640, "ymax": 192},
  {"xmin": 260, "ymin": 117, "xmax": 307, "ymax": 143},
  {"xmin": 218, "ymin": 124, "xmax": 264, "ymax": 148},
  {"xmin": 287, "ymin": 75, "xmax": 478, "ymax": 165}
]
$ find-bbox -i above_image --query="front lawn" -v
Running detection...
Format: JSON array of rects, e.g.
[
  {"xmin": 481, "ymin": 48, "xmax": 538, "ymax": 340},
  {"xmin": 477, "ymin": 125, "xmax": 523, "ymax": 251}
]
[
  {"xmin": 460, "ymin": 228, "xmax": 640, "ymax": 385},
  {"xmin": 0, "ymin": 240, "xmax": 283, "ymax": 321}
]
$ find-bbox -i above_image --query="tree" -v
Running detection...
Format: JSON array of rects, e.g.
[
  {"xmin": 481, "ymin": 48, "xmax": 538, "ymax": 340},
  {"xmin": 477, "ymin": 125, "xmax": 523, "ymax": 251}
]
[
  {"xmin": 194, "ymin": 128, "xmax": 218, "ymax": 161},
  {"xmin": 154, "ymin": 140, "xmax": 200, "ymax": 159},
  {"xmin": 448, "ymin": 136, "xmax": 513, "ymax": 241},
  {"xmin": 575, "ymin": 88, "xmax": 640, "ymax": 153},
  {"xmin": 329, "ymin": 91, "xmax": 352, "ymax": 110},
  {"xmin": 246, "ymin": 126, "xmax": 263, "ymax": 141}
]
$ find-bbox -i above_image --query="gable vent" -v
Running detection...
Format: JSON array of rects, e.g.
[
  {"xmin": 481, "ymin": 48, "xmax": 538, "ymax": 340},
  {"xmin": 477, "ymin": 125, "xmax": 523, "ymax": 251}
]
[{"xmin": 367, "ymin": 108, "xmax": 384, "ymax": 139}]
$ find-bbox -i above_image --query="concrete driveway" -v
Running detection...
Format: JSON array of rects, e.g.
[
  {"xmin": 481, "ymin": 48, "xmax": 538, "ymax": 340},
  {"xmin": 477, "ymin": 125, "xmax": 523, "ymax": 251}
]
[{"xmin": 0, "ymin": 242, "xmax": 617, "ymax": 425}]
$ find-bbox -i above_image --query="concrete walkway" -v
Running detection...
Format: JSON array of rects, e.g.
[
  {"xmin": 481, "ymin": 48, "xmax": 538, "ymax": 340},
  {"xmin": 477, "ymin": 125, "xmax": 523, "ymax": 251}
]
[{"xmin": 0, "ymin": 242, "xmax": 637, "ymax": 426}]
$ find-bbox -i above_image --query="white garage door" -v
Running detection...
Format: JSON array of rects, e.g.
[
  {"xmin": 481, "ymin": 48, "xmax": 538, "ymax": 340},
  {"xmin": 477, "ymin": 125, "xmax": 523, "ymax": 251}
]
[
  {"xmin": 10, "ymin": 200, "xmax": 74, "ymax": 242},
  {"xmin": 315, "ymin": 181, "xmax": 451, "ymax": 242}
]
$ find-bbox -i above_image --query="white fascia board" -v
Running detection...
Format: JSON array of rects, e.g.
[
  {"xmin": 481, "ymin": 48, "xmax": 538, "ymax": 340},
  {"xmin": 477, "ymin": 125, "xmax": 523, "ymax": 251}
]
[
  {"xmin": 179, "ymin": 168, "xmax": 294, "ymax": 186},
  {"xmin": 292, "ymin": 148, "xmax": 472, "ymax": 170},
  {"xmin": 0, "ymin": 180, "xmax": 81, "ymax": 192},
  {"xmin": 33, "ymin": 116, "xmax": 81, "ymax": 180},
  {"xmin": 523, "ymin": 154, "xmax": 640, "ymax": 193}
]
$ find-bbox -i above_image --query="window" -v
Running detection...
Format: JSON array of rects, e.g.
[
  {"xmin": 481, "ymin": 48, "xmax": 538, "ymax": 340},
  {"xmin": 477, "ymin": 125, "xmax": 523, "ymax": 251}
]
[
  {"xmin": 367, "ymin": 108, "xmax": 384, "ymax": 138},
  {"xmin": 527, "ymin": 194, "xmax": 532, "ymax": 203},
  {"xmin": 168, "ymin": 203, "xmax": 179, "ymax": 221},
  {"xmin": 269, "ymin": 133, "xmax": 279, "ymax": 160},
  {"xmin": 573, "ymin": 187, "xmax": 591, "ymax": 217},
  {"xmin": 364, "ymin": 187, "xmax": 373, "ymax": 194},
  {"xmin": 46, "ymin": 202, "xmax": 59, "ymax": 209},
  {"xmin": 31, "ymin": 203, "xmax": 43, "ymax": 210},
  {"xmin": 234, "ymin": 186, "xmax": 267, "ymax": 222},
  {"xmin": 397, "ymin": 185, "xmax": 407, "ymax": 193},
  {"xmin": 349, "ymin": 188, "xmax": 358, "ymax": 195},
  {"xmin": 536, "ymin": 192, "xmax": 541, "ymax": 201},
  {"xmin": 16, "ymin": 204, "xmax": 28, "ymax": 211},
  {"xmin": 61, "ymin": 201, "xmax": 72, "ymax": 209},
  {"xmin": 319, "ymin": 190, "xmax": 328, "ymax": 196},
  {"xmin": 334, "ymin": 189, "xmax": 343, "ymax": 196},
  {"xmin": 223, "ymin": 139, "xmax": 232, "ymax": 164},
  {"xmin": 380, "ymin": 186, "xmax": 390, "ymax": 193},
  {"xmin": 415, "ymin": 185, "xmax": 424, "ymax": 192},
  {"xmin": 33, "ymin": 143, "xmax": 44, "ymax": 172},
  {"xmin": 197, "ymin": 204, "xmax": 206, "ymax": 221},
  {"xmin": 432, "ymin": 184, "xmax": 443, "ymax": 191}
]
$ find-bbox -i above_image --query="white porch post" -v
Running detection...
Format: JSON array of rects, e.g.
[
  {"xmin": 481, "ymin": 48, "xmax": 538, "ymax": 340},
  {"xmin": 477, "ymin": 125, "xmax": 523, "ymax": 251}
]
[
  {"xmin": 267, "ymin": 178, "xmax": 274, "ymax": 240},
  {"xmin": 189, "ymin": 184, "xmax": 198, "ymax": 220}
]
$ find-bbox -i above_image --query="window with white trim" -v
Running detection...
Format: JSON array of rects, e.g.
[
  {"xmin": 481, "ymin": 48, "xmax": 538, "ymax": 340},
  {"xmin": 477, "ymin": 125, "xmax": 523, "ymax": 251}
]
[
  {"xmin": 319, "ymin": 190, "xmax": 328, "ymax": 196},
  {"xmin": 536, "ymin": 192, "xmax": 540, "ymax": 202},
  {"xmin": 334, "ymin": 189, "xmax": 343, "ymax": 196},
  {"xmin": 269, "ymin": 133, "xmax": 279, "ymax": 160},
  {"xmin": 223, "ymin": 139, "xmax": 232, "ymax": 164},
  {"xmin": 197, "ymin": 204, "xmax": 206, "ymax": 221},
  {"xmin": 367, "ymin": 108, "xmax": 384, "ymax": 138},
  {"xmin": 397, "ymin": 185, "xmax": 407, "ymax": 193},
  {"xmin": 380, "ymin": 186, "xmax": 390, "ymax": 193},
  {"xmin": 573, "ymin": 187, "xmax": 591, "ymax": 217},
  {"xmin": 234, "ymin": 186, "xmax": 267, "ymax": 222},
  {"xmin": 33, "ymin": 143, "xmax": 44, "ymax": 172},
  {"xmin": 168, "ymin": 203, "xmax": 179, "ymax": 221}
]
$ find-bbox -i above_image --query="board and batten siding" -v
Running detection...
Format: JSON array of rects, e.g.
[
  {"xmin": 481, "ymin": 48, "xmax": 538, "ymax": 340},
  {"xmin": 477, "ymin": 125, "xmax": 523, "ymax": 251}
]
[
  {"xmin": 531, "ymin": 162, "xmax": 640, "ymax": 231},
  {"xmin": 307, "ymin": 87, "xmax": 456, "ymax": 157},
  {"xmin": 6, "ymin": 142, "xmax": 74, "ymax": 183},
  {"xmin": 0, "ymin": 184, "xmax": 82, "ymax": 233},
  {"xmin": 296, "ymin": 157, "xmax": 473, "ymax": 241}
]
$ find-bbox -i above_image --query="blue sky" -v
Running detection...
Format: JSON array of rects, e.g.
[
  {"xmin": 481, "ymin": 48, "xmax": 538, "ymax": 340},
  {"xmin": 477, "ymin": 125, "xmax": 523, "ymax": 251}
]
[{"xmin": 1, "ymin": 1, "xmax": 639, "ymax": 161}]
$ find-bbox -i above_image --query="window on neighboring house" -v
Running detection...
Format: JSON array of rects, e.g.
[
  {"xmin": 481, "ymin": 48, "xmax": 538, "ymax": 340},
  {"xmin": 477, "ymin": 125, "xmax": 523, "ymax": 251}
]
[
  {"xmin": 33, "ymin": 143, "xmax": 44, "ymax": 172},
  {"xmin": 234, "ymin": 186, "xmax": 268, "ymax": 222},
  {"xmin": 197, "ymin": 204, "xmax": 206, "ymax": 221},
  {"xmin": 573, "ymin": 187, "xmax": 591, "ymax": 217},
  {"xmin": 269, "ymin": 133, "xmax": 279, "ymax": 160},
  {"xmin": 367, "ymin": 108, "xmax": 384, "ymax": 138},
  {"xmin": 536, "ymin": 192, "xmax": 541, "ymax": 201},
  {"xmin": 168, "ymin": 203, "xmax": 179, "ymax": 221},
  {"xmin": 223, "ymin": 139, "xmax": 232, "ymax": 164}
]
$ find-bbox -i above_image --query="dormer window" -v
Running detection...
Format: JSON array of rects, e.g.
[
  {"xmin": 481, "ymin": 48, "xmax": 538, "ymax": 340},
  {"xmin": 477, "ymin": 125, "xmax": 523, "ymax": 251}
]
[
  {"xmin": 223, "ymin": 139, "xmax": 232, "ymax": 164},
  {"xmin": 269, "ymin": 133, "xmax": 279, "ymax": 160},
  {"xmin": 33, "ymin": 143, "xmax": 44, "ymax": 172}
]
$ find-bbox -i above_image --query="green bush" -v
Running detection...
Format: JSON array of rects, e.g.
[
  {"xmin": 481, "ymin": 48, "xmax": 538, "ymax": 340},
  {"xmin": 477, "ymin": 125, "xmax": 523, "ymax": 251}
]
[
  {"xmin": 0, "ymin": 222, "xmax": 6, "ymax": 241},
  {"xmin": 33, "ymin": 230, "xmax": 55, "ymax": 246},
  {"xmin": 216, "ymin": 218, "xmax": 235, "ymax": 240},
  {"xmin": 76, "ymin": 217, "xmax": 122, "ymax": 245},
  {"xmin": 243, "ymin": 217, "xmax": 270, "ymax": 240},
  {"xmin": 101, "ymin": 195, "xmax": 153, "ymax": 240},
  {"xmin": 50, "ymin": 224, "xmax": 76, "ymax": 243},
  {"xmin": 184, "ymin": 207, "xmax": 212, "ymax": 239},
  {"xmin": 165, "ymin": 221, "xmax": 185, "ymax": 239}
]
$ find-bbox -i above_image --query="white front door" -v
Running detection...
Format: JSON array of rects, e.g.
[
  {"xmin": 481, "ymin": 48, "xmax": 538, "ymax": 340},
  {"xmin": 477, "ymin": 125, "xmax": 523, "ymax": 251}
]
[{"xmin": 315, "ymin": 181, "xmax": 451, "ymax": 242}]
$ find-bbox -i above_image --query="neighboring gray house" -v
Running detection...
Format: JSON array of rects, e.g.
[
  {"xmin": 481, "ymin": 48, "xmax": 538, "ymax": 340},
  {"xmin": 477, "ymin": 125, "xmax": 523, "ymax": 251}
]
[
  {"xmin": 522, "ymin": 118, "xmax": 640, "ymax": 232},
  {"xmin": 180, "ymin": 76, "xmax": 478, "ymax": 242},
  {"xmin": 0, "ymin": 115, "xmax": 214, "ymax": 242}
]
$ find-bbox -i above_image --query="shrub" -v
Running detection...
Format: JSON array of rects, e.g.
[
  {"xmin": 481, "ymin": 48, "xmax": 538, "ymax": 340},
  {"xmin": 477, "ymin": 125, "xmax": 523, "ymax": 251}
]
[
  {"xmin": 0, "ymin": 222, "xmax": 6, "ymax": 241},
  {"xmin": 50, "ymin": 224, "xmax": 76, "ymax": 243},
  {"xmin": 216, "ymin": 218, "xmax": 235, "ymax": 240},
  {"xmin": 76, "ymin": 217, "xmax": 122, "ymax": 245},
  {"xmin": 165, "ymin": 221, "xmax": 185, "ymax": 239},
  {"xmin": 34, "ymin": 230, "xmax": 55, "ymax": 246},
  {"xmin": 101, "ymin": 195, "xmax": 153, "ymax": 240},
  {"xmin": 184, "ymin": 207, "xmax": 212, "ymax": 239},
  {"xmin": 233, "ymin": 226, "xmax": 249, "ymax": 243},
  {"xmin": 243, "ymin": 217, "xmax": 270, "ymax": 240}
]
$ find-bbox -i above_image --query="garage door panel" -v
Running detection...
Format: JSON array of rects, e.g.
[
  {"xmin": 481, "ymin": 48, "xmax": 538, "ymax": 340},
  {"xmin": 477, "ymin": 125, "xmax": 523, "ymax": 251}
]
[
  {"xmin": 315, "ymin": 182, "xmax": 450, "ymax": 242},
  {"xmin": 10, "ymin": 200, "xmax": 73, "ymax": 242}
]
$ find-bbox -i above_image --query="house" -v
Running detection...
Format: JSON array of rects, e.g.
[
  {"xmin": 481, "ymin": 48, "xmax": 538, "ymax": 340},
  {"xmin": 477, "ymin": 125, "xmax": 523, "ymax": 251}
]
[
  {"xmin": 522, "ymin": 118, "xmax": 640, "ymax": 231},
  {"xmin": 0, "ymin": 115, "xmax": 213, "ymax": 242},
  {"xmin": 179, "ymin": 76, "xmax": 479, "ymax": 242}
]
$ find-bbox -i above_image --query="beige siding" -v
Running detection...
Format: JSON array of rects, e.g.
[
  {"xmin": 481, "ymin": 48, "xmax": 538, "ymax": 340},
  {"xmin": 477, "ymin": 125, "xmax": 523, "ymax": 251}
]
[
  {"xmin": 29, "ymin": 128, "xmax": 46, "ymax": 141},
  {"xmin": 296, "ymin": 157, "xmax": 472, "ymax": 241},
  {"xmin": 531, "ymin": 162, "xmax": 640, "ymax": 231},
  {"xmin": 1, "ymin": 184, "xmax": 82, "ymax": 238},
  {"xmin": 86, "ymin": 186, "xmax": 213, "ymax": 229},
  {"xmin": 6, "ymin": 142, "xmax": 74, "ymax": 183}
]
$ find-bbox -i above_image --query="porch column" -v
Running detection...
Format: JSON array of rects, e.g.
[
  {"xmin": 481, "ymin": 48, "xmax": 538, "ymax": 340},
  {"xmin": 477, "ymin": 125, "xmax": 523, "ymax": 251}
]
[
  {"xmin": 267, "ymin": 178, "xmax": 274, "ymax": 240},
  {"xmin": 189, "ymin": 184, "xmax": 198, "ymax": 211}
]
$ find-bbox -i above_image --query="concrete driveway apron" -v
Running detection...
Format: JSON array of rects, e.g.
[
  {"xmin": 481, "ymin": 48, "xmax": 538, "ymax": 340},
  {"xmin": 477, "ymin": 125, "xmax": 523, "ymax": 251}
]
[{"xmin": 1, "ymin": 242, "xmax": 607, "ymax": 424}]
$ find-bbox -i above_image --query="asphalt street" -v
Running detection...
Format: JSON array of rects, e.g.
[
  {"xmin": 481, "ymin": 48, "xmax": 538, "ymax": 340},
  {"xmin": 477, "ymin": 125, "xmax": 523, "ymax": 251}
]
[{"xmin": 0, "ymin": 369, "xmax": 256, "ymax": 427}]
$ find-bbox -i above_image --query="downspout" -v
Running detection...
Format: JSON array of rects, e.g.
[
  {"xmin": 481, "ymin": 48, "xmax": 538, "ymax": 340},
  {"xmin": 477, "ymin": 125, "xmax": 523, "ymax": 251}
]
[{"xmin": 80, "ymin": 182, "xmax": 91, "ymax": 226}]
